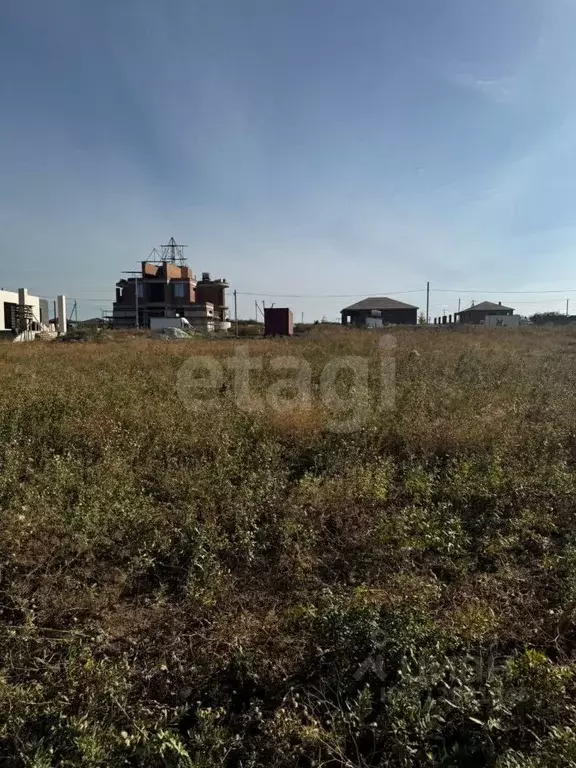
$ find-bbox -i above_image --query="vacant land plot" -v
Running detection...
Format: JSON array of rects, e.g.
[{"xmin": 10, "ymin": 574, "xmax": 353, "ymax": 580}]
[{"xmin": 2, "ymin": 327, "xmax": 576, "ymax": 766}]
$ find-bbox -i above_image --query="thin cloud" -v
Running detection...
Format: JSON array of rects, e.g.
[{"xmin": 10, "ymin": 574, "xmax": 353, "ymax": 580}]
[{"xmin": 451, "ymin": 72, "xmax": 516, "ymax": 104}]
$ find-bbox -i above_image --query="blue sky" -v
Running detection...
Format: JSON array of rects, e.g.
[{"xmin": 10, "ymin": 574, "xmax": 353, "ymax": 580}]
[{"xmin": 2, "ymin": 0, "xmax": 576, "ymax": 320}]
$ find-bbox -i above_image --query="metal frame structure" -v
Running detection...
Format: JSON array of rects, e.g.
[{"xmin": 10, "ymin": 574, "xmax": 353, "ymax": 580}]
[{"xmin": 160, "ymin": 237, "xmax": 187, "ymax": 264}]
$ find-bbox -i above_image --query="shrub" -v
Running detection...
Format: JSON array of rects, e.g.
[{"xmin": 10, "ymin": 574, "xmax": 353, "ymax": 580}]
[{"xmin": 1, "ymin": 327, "xmax": 576, "ymax": 765}]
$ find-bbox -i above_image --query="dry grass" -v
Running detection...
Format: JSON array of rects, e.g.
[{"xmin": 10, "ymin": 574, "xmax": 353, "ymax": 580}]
[{"xmin": 2, "ymin": 326, "xmax": 576, "ymax": 766}]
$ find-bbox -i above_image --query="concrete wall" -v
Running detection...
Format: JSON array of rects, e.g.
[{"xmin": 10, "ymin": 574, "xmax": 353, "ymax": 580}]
[
  {"xmin": 343, "ymin": 308, "xmax": 418, "ymax": 326},
  {"xmin": 485, "ymin": 315, "xmax": 521, "ymax": 328},
  {"xmin": 39, "ymin": 299, "xmax": 50, "ymax": 325},
  {"xmin": 183, "ymin": 302, "xmax": 215, "ymax": 332},
  {"xmin": 0, "ymin": 289, "xmax": 41, "ymax": 332},
  {"xmin": 57, "ymin": 295, "xmax": 67, "ymax": 335}
]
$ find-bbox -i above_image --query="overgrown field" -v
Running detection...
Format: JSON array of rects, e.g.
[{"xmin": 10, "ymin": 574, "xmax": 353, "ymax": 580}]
[{"xmin": 3, "ymin": 327, "xmax": 576, "ymax": 766}]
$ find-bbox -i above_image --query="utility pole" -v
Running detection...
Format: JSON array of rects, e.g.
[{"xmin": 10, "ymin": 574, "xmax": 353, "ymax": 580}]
[
  {"xmin": 254, "ymin": 301, "xmax": 267, "ymax": 322},
  {"xmin": 301, "ymin": 311, "xmax": 304, "ymax": 324},
  {"xmin": 458, "ymin": 298, "xmax": 461, "ymax": 313},
  {"xmin": 234, "ymin": 289, "xmax": 238, "ymax": 337},
  {"xmin": 134, "ymin": 274, "xmax": 139, "ymax": 330},
  {"xmin": 68, "ymin": 299, "xmax": 78, "ymax": 322},
  {"xmin": 426, "ymin": 282, "xmax": 430, "ymax": 324},
  {"xmin": 567, "ymin": 298, "xmax": 570, "ymax": 317}
]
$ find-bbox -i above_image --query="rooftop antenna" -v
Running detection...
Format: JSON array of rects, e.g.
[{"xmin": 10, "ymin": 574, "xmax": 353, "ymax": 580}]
[{"xmin": 160, "ymin": 237, "xmax": 187, "ymax": 264}]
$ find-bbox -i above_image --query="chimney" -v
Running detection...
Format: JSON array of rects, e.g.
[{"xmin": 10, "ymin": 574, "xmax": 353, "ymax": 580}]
[{"xmin": 498, "ymin": 301, "xmax": 501, "ymax": 305}]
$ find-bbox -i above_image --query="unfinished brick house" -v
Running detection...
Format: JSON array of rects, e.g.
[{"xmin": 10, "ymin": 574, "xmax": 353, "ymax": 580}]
[{"xmin": 112, "ymin": 238, "xmax": 230, "ymax": 331}]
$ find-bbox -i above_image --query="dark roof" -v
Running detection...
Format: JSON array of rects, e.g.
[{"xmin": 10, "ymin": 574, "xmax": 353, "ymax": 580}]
[
  {"xmin": 342, "ymin": 296, "xmax": 419, "ymax": 312},
  {"xmin": 79, "ymin": 317, "xmax": 107, "ymax": 325},
  {"xmin": 456, "ymin": 301, "xmax": 514, "ymax": 314}
]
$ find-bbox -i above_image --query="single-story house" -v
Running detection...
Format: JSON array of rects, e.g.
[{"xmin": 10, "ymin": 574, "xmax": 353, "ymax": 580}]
[
  {"xmin": 456, "ymin": 301, "xmax": 514, "ymax": 325},
  {"xmin": 341, "ymin": 297, "xmax": 419, "ymax": 327}
]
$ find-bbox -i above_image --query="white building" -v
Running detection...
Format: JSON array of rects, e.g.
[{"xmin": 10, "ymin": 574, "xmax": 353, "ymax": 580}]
[{"xmin": 0, "ymin": 288, "xmax": 44, "ymax": 334}]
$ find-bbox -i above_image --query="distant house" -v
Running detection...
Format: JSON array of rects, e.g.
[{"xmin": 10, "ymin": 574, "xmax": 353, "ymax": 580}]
[
  {"xmin": 341, "ymin": 297, "xmax": 418, "ymax": 327},
  {"xmin": 456, "ymin": 301, "xmax": 514, "ymax": 325},
  {"xmin": 112, "ymin": 237, "xmax": 230, "ymax": 332},
  {"xmin": 77, "ymin": 317, "xmax": 109, "ymax": 327}
]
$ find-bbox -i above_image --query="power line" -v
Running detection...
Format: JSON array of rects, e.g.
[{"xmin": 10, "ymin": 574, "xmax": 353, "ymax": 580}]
[
  {"xmin": 41, "ymin": 285, "xmax": 576, "ymax": 298},
  {"xmin": 432, "ymin": 288, "xmax": 576, "ymax": 294},
  {"xmin": 432, "ymin": 299, "xmax": 570, "ymax": 308},
  {"xmin": 235, "ymin": 289, "xmax": 424, "ymax": 298},
  {"xmin": 485, "ymin": 298, "xmax": 574, "ymax": 305},
  {"xmin": 39, "ymin": 287, "xmax": 576, "ymax": 311}
]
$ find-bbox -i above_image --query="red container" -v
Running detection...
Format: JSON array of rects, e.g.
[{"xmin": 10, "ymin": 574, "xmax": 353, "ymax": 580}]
[{"xmin": 264, "ymin": 307, "xmax": 293, "ymax": 336}]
